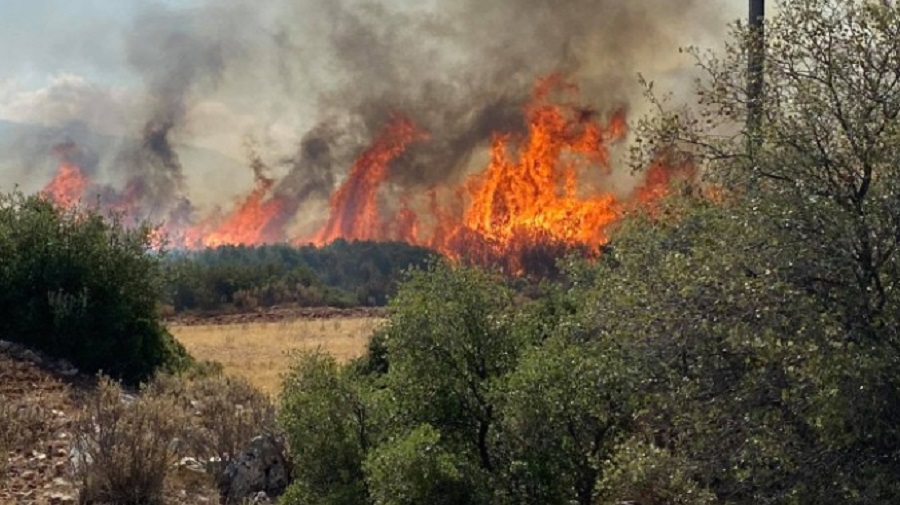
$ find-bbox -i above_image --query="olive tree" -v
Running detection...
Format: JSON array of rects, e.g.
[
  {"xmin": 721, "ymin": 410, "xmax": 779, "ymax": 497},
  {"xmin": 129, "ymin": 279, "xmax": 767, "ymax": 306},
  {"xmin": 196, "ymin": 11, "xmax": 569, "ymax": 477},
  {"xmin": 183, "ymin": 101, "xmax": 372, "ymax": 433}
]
[{"xmin": 633, "ymin": 1, "xmax": 900, "ymax": 501}]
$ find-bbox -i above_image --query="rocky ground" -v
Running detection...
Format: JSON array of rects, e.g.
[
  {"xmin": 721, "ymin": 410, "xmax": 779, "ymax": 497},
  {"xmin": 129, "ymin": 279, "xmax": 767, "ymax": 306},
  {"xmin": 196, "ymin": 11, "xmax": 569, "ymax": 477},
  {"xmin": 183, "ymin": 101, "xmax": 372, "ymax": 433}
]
[
  {"xmin": 0, "ymin": 344, "xmax": 81, "ymax": 505},
  {"xmin": 0, "ymin": 343, "xmax": 222, "ymax": 505}
]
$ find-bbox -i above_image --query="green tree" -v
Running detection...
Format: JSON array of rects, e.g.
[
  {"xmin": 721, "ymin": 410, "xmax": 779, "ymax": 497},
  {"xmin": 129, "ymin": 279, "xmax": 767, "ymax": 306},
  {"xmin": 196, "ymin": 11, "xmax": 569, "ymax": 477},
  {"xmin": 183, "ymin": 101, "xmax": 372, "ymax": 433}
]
[
  {"xmin": 498, "ymin": 335, "xmax": 641, "ymax": 505},
  {"xmin": 631, "ymin": 0, "xmax": 900, "ymax": 500},
  {"xmin": 0, "ymin": 193, "xmax": 190, "ymax": 384},
  {"xmin": 383, "ymin": 262, "xmax": 521, "ymax": 476},
  {"xmin": 574, "ymin": 199, "xmax": 829, "ymax": 503}
]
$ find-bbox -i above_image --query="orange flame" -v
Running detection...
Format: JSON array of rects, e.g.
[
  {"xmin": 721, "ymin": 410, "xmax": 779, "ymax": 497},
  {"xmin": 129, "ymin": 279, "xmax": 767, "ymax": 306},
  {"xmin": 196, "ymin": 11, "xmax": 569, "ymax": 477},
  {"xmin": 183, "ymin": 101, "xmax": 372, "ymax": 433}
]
[
  {"xmin": 42, "ymin": 161, "xmax": 88, "ymax": 208},
  {"xmin": 202, "ymin": 184, "xmax": 284, "ymax": 248},
  {"xmin": 65, "ymin": 73, "xmax": 692, "ymax": 272},
  {"xmin": 439, "ymin": 75, "xmax": 625, "ymax": 270},
  {"xmin": 307, "ymin": 114, "xmax": 427, "ymax": 245},
  {"xmin": 286, "ymin": 75, "xmax": 691, "ymax": 272},
  {"xmin": 185, "ymin": 165, "xmax": 287, "ymax": 248}
]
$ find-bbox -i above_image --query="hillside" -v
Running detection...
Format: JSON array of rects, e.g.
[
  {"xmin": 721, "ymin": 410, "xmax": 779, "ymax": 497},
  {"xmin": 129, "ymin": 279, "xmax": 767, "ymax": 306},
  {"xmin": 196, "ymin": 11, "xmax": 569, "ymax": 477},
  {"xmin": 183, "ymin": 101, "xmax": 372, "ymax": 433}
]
[{"xmin": 0, "ymin": 343, "xmax": 224, "ymax": 505}]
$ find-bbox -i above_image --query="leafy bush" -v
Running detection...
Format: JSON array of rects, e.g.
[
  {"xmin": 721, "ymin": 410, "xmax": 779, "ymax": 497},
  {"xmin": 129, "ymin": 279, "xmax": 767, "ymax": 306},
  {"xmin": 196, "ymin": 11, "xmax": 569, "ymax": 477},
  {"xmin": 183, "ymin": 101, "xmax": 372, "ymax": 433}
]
[
  {"xmin": 279, "ymin": 262, "xmax": 628, "ymax": 505},
  {"xmin": 0, "ymin": 193, "xmax": 191, "ymax": 384},
  {"xmin": 364, "ymin": 424, "xmax": 477, "ymax": 505},
  {"xmin": 597, "ymin": 440, "xmax": 716, "ymax": 505},
  {"xmin": 279, "ymin": 351, "xmax": 370, "ymax": 505},
  {"xmin": 74, "ymin": 377, "xmax": 185, "ymax": 505}
]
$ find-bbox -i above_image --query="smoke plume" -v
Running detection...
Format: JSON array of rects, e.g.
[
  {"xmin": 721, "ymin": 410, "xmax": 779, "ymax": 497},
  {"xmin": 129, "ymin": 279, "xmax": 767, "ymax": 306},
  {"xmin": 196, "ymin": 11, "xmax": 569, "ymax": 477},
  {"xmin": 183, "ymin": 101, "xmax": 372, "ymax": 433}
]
[{"xmin": 1, "ymin": 0, "xmax": 737, "ymax": 240}]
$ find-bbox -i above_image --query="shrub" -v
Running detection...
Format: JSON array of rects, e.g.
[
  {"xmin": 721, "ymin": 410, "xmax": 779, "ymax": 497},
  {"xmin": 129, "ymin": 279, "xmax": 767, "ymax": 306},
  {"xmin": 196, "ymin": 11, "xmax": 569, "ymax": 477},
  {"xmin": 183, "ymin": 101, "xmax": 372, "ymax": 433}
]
[
  {"xmin": 279, "ymin": 351, "xmax": 369, "ymax": 505},
  {"xmin": 0, "ymin": 193, "xmax": 191, "ymax": 384},
  {"xmin": 73, "ymin": 376, "xmax": 185, "ymax": 505},
  {"xmin": 149, "ymin": 372, "xmax": 278, "ymax": 484},
  {"xmin": 0, "ymin": 391, "xmax": 58, "ymax": 482}
]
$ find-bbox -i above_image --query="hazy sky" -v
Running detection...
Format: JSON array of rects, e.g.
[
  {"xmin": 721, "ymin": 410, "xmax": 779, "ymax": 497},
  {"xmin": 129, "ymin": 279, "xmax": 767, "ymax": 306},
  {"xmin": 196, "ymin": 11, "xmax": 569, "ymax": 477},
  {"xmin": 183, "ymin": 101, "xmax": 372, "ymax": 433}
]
[
  {"xmin": 0, "ymin": 0, "xmax": 747, "ymax": 90},
  {"xmin": 0, "ymin": 0, "xmax": 203, "ymax": 87}
]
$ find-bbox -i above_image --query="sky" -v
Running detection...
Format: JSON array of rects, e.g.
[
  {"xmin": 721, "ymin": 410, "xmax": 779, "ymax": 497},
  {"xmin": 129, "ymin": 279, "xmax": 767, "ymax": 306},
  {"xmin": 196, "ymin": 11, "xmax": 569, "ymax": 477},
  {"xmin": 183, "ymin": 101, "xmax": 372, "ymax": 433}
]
[
  {"xmin": 0, "ymin": 0, "xmax": 201, "ymax": 87},
  {"xmin": 0, "ymin": 0, "xmax": 748, "ymax": 92}
]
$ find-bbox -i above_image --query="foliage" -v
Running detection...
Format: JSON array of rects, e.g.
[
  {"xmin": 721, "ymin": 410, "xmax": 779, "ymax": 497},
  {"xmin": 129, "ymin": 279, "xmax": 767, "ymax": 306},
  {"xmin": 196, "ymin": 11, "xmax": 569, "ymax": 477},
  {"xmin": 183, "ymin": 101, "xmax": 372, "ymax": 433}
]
[
  {"xmin": 364, "ymin": 424, "xmax": 476, "ymax": 505},
  {"xmin": 627, "ymin": 0, "xmax": 900, "ymax": 501},
  {"xmin": 597, "ymin": 439, "xmax": 716, "ymax": 505},
  {"xmin": 280, "ymin": 262, "xmax": 636, "ymax": 505},
  {"xmin": 0, "ymin": 193, "xmax": 191, "ymax": 384},
  {"xmin": 276, "ymin": 2, "xmax": 900, "ymax": 503},
  {"xmin": 279, "ymin": 351, "xmax": 370, "ymax": 505},
  {"xmin": 497, "ymin": 336, "xmax": 641, "ymax": 505},
  {"xmin": 383, "ymin": 263, "xmax": 520, "ymax": 471}
]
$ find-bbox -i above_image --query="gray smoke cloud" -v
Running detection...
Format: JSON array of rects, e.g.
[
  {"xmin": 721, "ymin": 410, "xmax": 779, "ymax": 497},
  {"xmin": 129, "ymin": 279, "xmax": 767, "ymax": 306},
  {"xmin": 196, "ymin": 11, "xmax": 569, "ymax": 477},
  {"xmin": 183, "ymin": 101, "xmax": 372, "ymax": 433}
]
[
  {"xmin": 1, "ymin": 0, "xmax": 739, "ymax": 236},
  {"xmin": 231, "ymin": 0, "xmax": 731, "ymax": 189},
  {"xmin": 114, "ymin": 4, "xmax": 234, "ymax": 222}
]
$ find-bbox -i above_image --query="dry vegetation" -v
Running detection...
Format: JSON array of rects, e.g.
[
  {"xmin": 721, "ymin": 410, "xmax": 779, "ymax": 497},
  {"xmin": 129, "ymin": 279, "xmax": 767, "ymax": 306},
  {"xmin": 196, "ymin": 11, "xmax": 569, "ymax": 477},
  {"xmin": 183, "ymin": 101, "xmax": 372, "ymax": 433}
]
[
  {"xmin": 169, "ymin": 317, "xmax": 382, "ymax": 395},
  {"xmin": 73, "ymin": 373, "xmax": 280, "ymax": 505}
]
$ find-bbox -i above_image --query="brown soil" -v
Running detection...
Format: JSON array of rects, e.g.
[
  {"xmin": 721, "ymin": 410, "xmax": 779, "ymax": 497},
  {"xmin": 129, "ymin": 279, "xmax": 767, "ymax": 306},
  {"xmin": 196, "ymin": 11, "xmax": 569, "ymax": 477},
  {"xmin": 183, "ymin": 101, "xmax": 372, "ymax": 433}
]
[{"xmin": 165, "ymin": 305, "xmax": 388, "ymax": 326}]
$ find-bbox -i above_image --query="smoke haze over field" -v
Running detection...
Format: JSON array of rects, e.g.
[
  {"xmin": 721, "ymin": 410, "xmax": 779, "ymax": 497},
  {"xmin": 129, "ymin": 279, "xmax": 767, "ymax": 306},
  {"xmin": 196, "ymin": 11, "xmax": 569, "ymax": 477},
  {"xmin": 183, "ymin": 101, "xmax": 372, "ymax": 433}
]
[{"xmin": 0, "ymin": 0, "xmax": 741, "ymax": 238}]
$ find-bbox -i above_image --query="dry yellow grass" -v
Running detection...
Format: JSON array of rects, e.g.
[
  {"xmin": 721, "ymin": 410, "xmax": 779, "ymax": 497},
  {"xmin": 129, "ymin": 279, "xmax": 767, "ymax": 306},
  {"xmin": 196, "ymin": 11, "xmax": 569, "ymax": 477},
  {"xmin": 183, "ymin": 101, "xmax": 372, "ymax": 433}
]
[{"xmin": 169, "ymin": 317, "xmax": 382, "ymax": 396}]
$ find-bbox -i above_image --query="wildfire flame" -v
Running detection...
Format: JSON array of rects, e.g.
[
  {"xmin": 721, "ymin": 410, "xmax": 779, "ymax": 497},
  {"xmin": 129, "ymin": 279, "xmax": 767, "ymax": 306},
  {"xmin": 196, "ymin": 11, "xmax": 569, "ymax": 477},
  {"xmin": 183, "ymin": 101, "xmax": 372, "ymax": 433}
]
[
  {"xmin": 309, "ymin": 114, "xmax": 427, "ymax": 245},
  {"xmin": 42, "ymin": 161, "xmax": 88, "ymax": 208},
  {"xmin": 37, "ymin": 74, "xmax": 693, "ymax": 272},
  {"xmin": 185, "ymin": 151, "xmax": 287, "ymax": 248},
  {"xmin": 304, "ymin": 74, "xmax": 692, "ymax": 272},
  {"xmin": 442, "ymin": 75, "xmax": 625, "ymax": 269}
]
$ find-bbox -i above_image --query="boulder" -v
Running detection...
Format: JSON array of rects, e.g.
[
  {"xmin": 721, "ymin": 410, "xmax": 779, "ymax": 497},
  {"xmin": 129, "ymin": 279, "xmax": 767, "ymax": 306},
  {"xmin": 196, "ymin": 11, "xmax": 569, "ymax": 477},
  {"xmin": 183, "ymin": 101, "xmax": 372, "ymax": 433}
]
[{"xmin": 218, "ymin": 435, "xmax": 290, "ymax": 504}]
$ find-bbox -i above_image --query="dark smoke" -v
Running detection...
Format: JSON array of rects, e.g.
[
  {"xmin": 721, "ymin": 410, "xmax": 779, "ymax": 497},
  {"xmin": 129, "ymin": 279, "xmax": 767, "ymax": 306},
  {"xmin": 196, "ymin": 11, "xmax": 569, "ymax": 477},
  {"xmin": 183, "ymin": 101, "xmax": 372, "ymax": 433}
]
[
  {"xmin": 52, "ymin": 140, "xmax": 97, "ymax": 173},
  {"xmin": 115, "ymin": 4, "xmax": 232, "ymax": 222},
  {"xmin": 257, "ymin": 0, "xmax": 726, "ymax": 197},
  {"xmin": 2, "ymin": 0, "xmax": 733, "ymax": 235}
]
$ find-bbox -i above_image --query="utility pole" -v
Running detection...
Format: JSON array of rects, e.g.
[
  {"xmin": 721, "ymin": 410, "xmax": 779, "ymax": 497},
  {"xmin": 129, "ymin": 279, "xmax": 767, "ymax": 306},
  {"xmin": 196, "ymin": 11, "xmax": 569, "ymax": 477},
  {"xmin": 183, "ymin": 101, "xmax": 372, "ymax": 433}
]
[
  {"xmin": 748, "ymin": 0, "xmax": 765, "ymax": 143},
  {"xmin": 747, "ymin": 0, "xmax": 765, "ymax": 190}
]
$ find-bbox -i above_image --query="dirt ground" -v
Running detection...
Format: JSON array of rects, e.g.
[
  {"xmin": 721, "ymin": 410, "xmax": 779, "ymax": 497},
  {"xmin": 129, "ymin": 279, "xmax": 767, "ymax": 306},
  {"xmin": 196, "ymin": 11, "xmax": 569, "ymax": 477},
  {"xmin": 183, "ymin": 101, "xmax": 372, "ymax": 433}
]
[{"xmin": 165, "ymin": 305, "xmax": 387, "ymax": 326}]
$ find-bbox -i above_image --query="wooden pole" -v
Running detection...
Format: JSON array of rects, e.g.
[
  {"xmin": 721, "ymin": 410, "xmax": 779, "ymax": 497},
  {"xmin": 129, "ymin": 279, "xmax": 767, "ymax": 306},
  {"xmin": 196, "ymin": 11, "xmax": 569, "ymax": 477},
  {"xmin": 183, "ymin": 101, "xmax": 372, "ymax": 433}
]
[
  {"xmin": 748, "ymin": 0, "xmax": 765, "ymax": 137},
  {"xmin": 747, "ymin": 0, "xmax": 765, "ymax": 187}
]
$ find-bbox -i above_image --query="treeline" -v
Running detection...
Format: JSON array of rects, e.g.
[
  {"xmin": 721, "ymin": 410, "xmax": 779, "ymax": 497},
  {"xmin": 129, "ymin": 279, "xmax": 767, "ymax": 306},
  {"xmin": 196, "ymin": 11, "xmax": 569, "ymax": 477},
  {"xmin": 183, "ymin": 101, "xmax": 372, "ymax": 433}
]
[{"xmin": 163, "ymin": 240, "xmax": 436, "ymax": 312}]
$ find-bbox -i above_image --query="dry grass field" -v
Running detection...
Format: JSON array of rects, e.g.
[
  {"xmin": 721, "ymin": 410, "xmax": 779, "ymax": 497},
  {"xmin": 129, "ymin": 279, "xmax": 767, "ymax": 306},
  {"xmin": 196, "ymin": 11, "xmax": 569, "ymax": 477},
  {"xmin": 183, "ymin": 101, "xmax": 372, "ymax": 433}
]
[{"xmin": 169, "ymin": 317, "xmax": 383, "ymax": 396}]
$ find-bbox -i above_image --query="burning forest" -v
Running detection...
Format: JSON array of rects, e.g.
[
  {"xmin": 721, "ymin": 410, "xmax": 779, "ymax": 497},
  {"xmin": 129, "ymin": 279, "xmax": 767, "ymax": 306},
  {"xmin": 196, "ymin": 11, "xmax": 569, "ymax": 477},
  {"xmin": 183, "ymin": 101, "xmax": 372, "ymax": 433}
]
[
  {"xmin": 38, "ymin": 75, "xmax": 691, "ymax": 273},
  {"xmin": 5, "ymin": 0, "xmax": 730, "ymax": 273}
]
